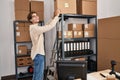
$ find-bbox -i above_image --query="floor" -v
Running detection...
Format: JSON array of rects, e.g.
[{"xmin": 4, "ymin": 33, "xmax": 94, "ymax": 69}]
[{"xmin": 1, "ymin": 75, "xmax": 32, "ymax": 80}]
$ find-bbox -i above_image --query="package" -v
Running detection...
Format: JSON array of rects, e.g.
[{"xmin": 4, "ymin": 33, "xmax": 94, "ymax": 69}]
[
  {"xmin": 73, "ymin": 31, "xmax": 83, "ymax": 38},
  {"xmin": 77, "ymin": 0, "xmax": 97, "ymax": 15},
  {"xmin": 68, "ymin": 24, "xmax": 83, "ymax": 31},
  {"xmin": 15, "ymin": 10, "xmax": 29, "ymax": 20},
  {"xmin": 30, "ymin": 1, "xmax": 44, "ymax": 12},
  {"xmin": 17, "ymin": 57, "xmax": 26, "ymax": 66},
  {"xmin": 84, "ymin": 31, "xmax": 94, "ymax": 37},
  {"xmin": 30, "ymin": 1, "xmax": 44, "ymax": 21},
  {"xmin": 16, "ymin": 22, "xmax": 31, "ymax": 42},
  {"xmin": 54, "ymin": 0, "xmax": 77, "ymax": 14},
  {"xmin": 84, "ymin": 23, "xmax": 95, "ymax": 31},
  {"xmin": 58, "ymin": 31, "xmax": 73, "ymax": 38},
  {"xmin": 25, "ymin": 57, "xmax": 33, "ymax": 66},
  {"xmin": 18, "ymin": 45, "xmax": 27, "ymax": 54},
  {"xmin": 14, "ymin": 0, "xmax": 29, "ymax": 11}
]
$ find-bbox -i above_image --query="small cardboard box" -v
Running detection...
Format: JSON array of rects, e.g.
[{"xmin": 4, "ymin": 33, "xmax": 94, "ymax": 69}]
[
  {"xmin": 18, "ymin": 45, "xmax": 27, "ymax": 54},
  {"xmin": 25, "ymin": 57, "xmax": 33, "ymax": 66},
  {"xmin": 58, "ymin": 31, "xmax": 73, "ymax": 38},
  {"xmin": 73, "ymin": 31, "xmax": 83, "ymax": 38},
  {"xmin": 84, "ymin": 30, "xmax": 95, "ymax": 37},
  {"xmin": 68, "ymin": 24, "xmax": 83, "ymax": 31},
  {"xmin": 84, "ymin": 23, "xmax": 95, "ymax": 31},
  {"xmin": 54, "ymin": 0, "xmax": 77, "ymax": 14},
  {"xmin": 17, "ymin": 57, "xmax": 26, "ymax": 66}
]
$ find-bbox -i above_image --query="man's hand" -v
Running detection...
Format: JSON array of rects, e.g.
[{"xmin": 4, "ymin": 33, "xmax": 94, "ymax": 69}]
[{"xmin": 55, "ymin": 9, "xmax": 61, "ymax": 17}]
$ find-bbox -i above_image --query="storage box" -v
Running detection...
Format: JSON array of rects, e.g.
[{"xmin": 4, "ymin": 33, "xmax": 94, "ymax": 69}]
[
  {"xmin": 77, "ymin": 0, "xmax": 97, "ymax": 15},
  {"xmin": 73, "ymin": 31, "xmax": 83, "ymax": 38},
  {"xmin": 84, "ymin": 23, "xmax": 95, "ymax": 31},
  {"xmin": 58, "ymin": 31, "xmax": 73, "ymax": 38},
  {"xmin": 16, "ymin": 31, "xmax": 31, "ymax": 42},
  {"xmin": 36, "ymin": 11, "xmax": 44, "ymax": 21},
  {"xmin": 15, "ymin": 10, "xmax": 29, "ymax": 20},
  {"xmin": 16, "ymin": 23, "xmax": 25, "ymax": 31},
  {"xmin": 17, "ymin": 57, "xmax": 26, "ymax": 66},
  {"xmin": 30, "ymin": 1, "xmax": 44, "ymax": 12},
  {"xmin": 30, "ymin": 1, "xmax": 44, "ymax": 21},
  {"xmin": 84, "ymin": 31, "xmax": 94, "ymax": 37},
  {"xmin": 68, "ymin": 24, "xmax": 83, "ymax": 31},
  {"xmin": 54, "ymin": 0, "xmax": 77, "ymax": 14},
  {"xmin": 16, "ymin": 22, "xmax": 31, "ymax": 42},
  {"xmin": 18, "ymin": 45, "xmax": 27, "ymax": 54},
  {"xmin": 14, "ymin": 0, "xmax": 29, "ymax": 11},
  {"xmin": 25, "ymin": 57, "xmax": 33, "ymax": 66}
]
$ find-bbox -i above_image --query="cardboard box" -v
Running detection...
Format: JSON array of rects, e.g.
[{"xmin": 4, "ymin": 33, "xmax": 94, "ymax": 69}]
[
  {"xmin": 84, "ymin": 31, "xmax": 94, "ymax": 37},
  {"xmin": 36, "ymin": 11, "xmax": 44, "ymax": 21},
  {"xmin": 16, "ymin": 22, "xmax": 31, "ymax": 42},
  {"xmin": 84, "ymin": 23, "xmax": 95, "ymax": 31},
  {"xmin": 15, "ymin": 0, "xmax": 29, "ymax": 11},
  {"xmin": 25, "ymin": 57, "xmax": 33, "ymax": 66},
  {"xmin": 68, "ymin": 24, "xmax": 83, "ymax": 31},
  {"xmin": 30, "ymin": 1, "xmax": 44, "ymax": 21},
  {"xmin": 58, "ymin": 31, "xmax": 73, "ymax": 38},
  {"xmin": 54, "ymin": 0, "xmax": 77, "ymax": 14},
  {"xmin": 30, "ymin": 1, "xmax": 44, "ymax": 12},
  {"xmin": 77, "ymin": 0, "xmax": 97, "ymax": 15},
  {"xmin": 17, "ymin": 57, "xmax": 26, "ymax": 66},
  {"xmin": 16, "ymin": 25, "xmax": 25, "ymax": 31},
  {"xmin": 73, "ymin": 31, "xmax": 83, "ymax": 38},
  {"xmin": 18, "ymin": 45, "xmax": 27, "ymax": 54},
  {"xmin": 16, "ymin": 30, "xmax": 31, "ymax": 42},
  {"xmin": 15, "ymin": 10, "xmax": 29, "ymax": 20}
]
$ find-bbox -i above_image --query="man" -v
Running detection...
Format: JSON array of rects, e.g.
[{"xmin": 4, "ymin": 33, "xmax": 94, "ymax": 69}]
[{"xmin": 27, "ymin": 9, "xmax": 61, "ymax": 80}]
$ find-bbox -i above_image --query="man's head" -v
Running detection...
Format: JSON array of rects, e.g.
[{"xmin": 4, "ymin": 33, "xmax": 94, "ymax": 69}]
[{"xmin": 27, "ymin": 12, "xmax": 40, "ymax": 24}]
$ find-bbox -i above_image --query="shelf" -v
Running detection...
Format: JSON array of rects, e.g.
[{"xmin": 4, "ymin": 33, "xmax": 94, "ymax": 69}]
[
  {"xmin": 17, "ymin": 54, "xmax": 30, "ymax": 57},
  {"xmin": 17, "ymin": 73, "xmax": 33, "ymax": 79},
  {"xmin": 63, "ymin": 54, "xmax": 96, "ymax": 60},
  {"xmin": 59, "ymin": 14, "xmax": 96, "ymax": 19},
  {"xmin": 16, "ymin": 41, "xmax": 32, "ymax": 43},
  {"xmin": 58, "ymin": 37, "xmax": 96, "ymax": 42}
]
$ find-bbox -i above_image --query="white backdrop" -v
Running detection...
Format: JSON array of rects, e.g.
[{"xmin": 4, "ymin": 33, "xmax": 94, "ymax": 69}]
[{"xmin": 0, "ymin": 0, "xmax": 120, "ymax": 79}]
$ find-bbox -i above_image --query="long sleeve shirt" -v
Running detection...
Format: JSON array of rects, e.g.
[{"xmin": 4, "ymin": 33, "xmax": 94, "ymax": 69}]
[{"xmin": 29, "ymin": 16, "xmax": 59, "ymax": 60}]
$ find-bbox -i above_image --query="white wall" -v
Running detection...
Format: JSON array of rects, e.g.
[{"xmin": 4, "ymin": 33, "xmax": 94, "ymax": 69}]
[
  {"xmin": 0, "ymin": 0, "xmax": 15, "ymax": 79},
  {"xmin": 0, "ymin": 0, "xmax": 120, "ymax": 79},
  {"xmin": 97, "ymin": 0, "xmax": 120, "ymax": 19}
]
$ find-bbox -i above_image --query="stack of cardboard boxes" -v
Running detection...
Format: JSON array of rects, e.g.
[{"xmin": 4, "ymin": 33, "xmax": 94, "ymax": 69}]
[
  {"xmin": 58, "ymin": 23, "xmax": 95, "ymax": 38},
  {"xmin": 55, "ymin": 0, "xmax": 97, "ymax": 15},
  {"xmin": 14, "ymin": 0, "xmax": 44, "ymax": 21}
]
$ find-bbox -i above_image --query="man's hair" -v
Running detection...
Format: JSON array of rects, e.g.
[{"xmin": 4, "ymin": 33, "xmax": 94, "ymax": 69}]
[{"xmin": 27, "ymin": 11, "xmax": 36, "ymax": 23}]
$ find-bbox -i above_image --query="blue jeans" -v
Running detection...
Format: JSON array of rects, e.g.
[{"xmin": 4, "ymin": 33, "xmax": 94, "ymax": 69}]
[{"xmin": 32, "ymin": 54, "xmax": 45, "ymax": 80}]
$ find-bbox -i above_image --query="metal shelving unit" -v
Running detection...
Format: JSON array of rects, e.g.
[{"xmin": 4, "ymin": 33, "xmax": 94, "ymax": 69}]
[
  {"xmin": 56, "ymin": 14, "xmax": 97, "ymax": 72},
  {"xmin": 13, "ymin": 20, "xmax": 32, "ymax": 80}
]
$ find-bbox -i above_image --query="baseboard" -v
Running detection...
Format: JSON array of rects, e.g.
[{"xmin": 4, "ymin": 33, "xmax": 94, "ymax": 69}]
[{"xmin": 1, "ymin": 74, "xmax": 16, "ymax": 80}]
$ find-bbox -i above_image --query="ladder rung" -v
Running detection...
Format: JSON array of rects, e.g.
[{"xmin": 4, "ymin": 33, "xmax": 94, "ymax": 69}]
[{"xmin": 47, "ymin": 75, "xmax": 55, "ymax": 80}]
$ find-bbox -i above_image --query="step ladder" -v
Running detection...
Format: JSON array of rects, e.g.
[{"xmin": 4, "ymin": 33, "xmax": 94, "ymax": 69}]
[{"xmin": 46, "ymin": 49, "xmax": 57, "ymax": 80}]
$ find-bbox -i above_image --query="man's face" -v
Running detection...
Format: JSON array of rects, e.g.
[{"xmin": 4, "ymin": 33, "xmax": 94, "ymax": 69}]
[{"xmin": 31, "ymin": 13, "xmax": 39, "ymax": 24}]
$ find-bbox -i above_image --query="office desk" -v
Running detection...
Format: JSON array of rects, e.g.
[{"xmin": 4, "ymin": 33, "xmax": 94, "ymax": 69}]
[{"xmin": 87, "ymin": 69, "xmax": 118, "ymax": 80}]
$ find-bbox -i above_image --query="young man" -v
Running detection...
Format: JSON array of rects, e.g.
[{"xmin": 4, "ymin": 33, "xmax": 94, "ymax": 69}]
[{"xmin": 27, "ymin": 9, "xmax": 60, "ymax": 80}]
